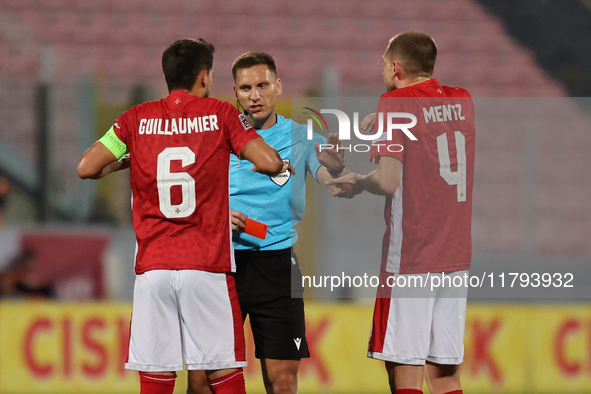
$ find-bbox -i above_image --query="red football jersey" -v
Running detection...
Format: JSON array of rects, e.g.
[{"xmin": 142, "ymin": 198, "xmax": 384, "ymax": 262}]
[
  {"xmin": 112, "ymin": 90, "xmax": 260, "ymax": 274},
  {"xmin": 370, "ymin": 79, "xmax": 475, "ymax": 274}
]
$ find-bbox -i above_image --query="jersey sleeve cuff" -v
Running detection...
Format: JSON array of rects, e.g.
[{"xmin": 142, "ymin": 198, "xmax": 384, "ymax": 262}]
[
  {"xmin": 99, "ymin": 126, "xmax": 129, "ymax": 161},
  {"xmin": 235, "ymin": 134, "xmax": 261, "ymax": 158},
  {"xmin": 309, "ymin": 161, "xmax": 322, "ymax": 182}
]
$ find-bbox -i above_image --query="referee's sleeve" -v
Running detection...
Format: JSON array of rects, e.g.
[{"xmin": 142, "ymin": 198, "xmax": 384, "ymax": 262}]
[{"xmin": 305, "ymin": 131, "xmax": 326, "ymax": 182}]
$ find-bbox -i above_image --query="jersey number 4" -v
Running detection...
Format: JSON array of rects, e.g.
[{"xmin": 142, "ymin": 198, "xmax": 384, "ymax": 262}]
[
  {"xmin": 436, "ymin": 131, "xmax": 467, "ymax": 202},
  {"xmin": 157, "ymin": 147, "xmax": 196, "ymax": 218}
]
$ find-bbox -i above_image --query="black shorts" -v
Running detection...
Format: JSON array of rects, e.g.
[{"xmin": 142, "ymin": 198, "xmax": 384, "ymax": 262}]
[{"xmin": 234, "ymin": 248, "xmax": 310, "ymax": 360}]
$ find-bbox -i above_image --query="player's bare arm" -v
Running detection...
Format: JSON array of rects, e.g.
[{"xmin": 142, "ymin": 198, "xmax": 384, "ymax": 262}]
[
  {"xmin": 77, "ymin": 141, "xmax": 129, "ymax": 179},
  {"xmin": 243, "ymin": 137, "xmax": 295, "ymax": 176},
  {"xmin": 326, "ymin": 156, "xmax": 401, "ymax": 198},
  {"xmin": 360, "ymin": 112, "xmax": 377, "ymax": 133}
]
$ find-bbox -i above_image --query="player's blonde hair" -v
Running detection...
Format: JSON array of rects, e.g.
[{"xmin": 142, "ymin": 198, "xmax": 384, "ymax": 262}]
[{"xmin": 386, "ymin": 31, "xmax": 437, "ymax": 77}]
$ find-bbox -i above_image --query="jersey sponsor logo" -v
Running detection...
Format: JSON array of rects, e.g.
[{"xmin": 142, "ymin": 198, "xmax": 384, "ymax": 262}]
[
  {"xmin": 238, "ymin": 113, "xmax": 250, "ymax": 130},
  {"xmin": 294, "ymin": 337, "xmax": 302, "ymax": 350},
  {"xmin": 270, "ymin": 159, "xmax": 291, "ymax": 187},
  {"xmin": 138, "ymin": 116, "xmax": 219, "ymax": 135}
]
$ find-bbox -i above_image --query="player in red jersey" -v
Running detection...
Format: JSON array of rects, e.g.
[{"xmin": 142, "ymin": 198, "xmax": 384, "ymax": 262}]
[
  {"xmin": 77, "ymin": 39, "xmax": 291, "ymax": 394},
  {"xmin": 328, "ymin": 31, "xmax": 475, "ymax": 394}
]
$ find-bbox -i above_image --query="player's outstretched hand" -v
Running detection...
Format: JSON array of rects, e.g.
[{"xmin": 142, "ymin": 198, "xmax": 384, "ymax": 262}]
[
  {"xmin": 315, "ymin": 132, "xmax": 345, "ymax": 171},
  {"xmin": 360, "ymin": 112, "xmax": 376, "ymax": 132},
  {"xmin": 325, "ymin": 172, "xmax": 365, "ymax": 199},
  {"xmin": 230, "ymin": 210, "xmax": 247, "ymax": 231},
  {"xmin": 252, "ymin": 159, "xmax": 295, "ymax": 175}
]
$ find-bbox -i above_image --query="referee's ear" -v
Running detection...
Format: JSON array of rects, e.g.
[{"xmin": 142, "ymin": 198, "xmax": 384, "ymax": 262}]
[{"xmin": 275, "ymin": 78, "xmax": 282, "ymax": 96}]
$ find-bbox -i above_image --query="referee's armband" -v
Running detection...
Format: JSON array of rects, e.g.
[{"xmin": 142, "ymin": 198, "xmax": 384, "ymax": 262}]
[{"xmin": 99, "ymin": 126, "xmax": 129, "ymax": 161}]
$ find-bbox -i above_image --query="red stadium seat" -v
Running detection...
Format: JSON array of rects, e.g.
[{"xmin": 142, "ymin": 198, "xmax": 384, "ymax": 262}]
[
  {"xmin": 74, "ymin": 0, "xmax": 113, "ymax": 11},
  {"xmin": 38, "ymin": 0, "xmax": 77, "ymax": 10},
  {"xmin": 72, "ymin": 12, "xmax": 111, "ymax": 44},
  {"xmin": 0, "ymin": 0, "xmax": 569, "ymax": 101},
  {"xmin": 0, "ymin": 0, "xmax": 36, "ymax": 10}
]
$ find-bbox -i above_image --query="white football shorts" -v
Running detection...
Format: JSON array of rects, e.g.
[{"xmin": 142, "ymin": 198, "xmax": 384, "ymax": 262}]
[
  {"xmin": 125, "ymin": 269, "xmax": 246, "ymax": 372},
  {"xmin": 368, "ymin": 270, "xmax": 468, "ymax": 365}
]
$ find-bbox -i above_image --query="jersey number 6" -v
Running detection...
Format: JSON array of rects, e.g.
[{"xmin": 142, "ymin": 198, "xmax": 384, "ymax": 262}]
[
  {"xmin": 157, "ymin": 147, "xmax": 196, "ymax": 218},
  {"xmin": 436, "ymin": 131, "xmax": 467, "ymax": 202}
]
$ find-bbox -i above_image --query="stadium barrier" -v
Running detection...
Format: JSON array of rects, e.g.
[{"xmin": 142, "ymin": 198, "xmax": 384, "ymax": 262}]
[{"xmin": 0, "ymin": 302, "xmax": 590, "ymax": 393}]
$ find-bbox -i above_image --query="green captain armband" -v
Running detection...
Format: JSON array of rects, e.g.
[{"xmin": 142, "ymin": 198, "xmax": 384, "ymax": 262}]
[{"xmin": 99, "ymin": 126, "xmax": 129, "ymax": 161}]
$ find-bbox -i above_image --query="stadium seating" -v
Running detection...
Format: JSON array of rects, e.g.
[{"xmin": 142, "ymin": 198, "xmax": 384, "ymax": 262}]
[{"xmin": 0, "ymin": 0, "xmax": 567, "ymax": 97}]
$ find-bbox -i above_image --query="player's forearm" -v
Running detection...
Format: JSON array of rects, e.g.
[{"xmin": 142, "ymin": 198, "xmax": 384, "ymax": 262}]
[
  {"xmin": 255, "ymin": 152, "xmax": 284, "ymax": 177},
  {"xmin": 241, "ymin": 138, "xmax": 284, "ymax": 176},
  {"xmin": 363, "ymin": 170, "xmax": 398, "ymax": 196},
  {"xmin": 88, "ymin": 160, "xmax": 129, "ymax": 179},
  {"xmin": 78, "ymin": 157, "xmax": 108, "ymax": 179},
  {"xmin": 317, "ymin": 166, "xmax": 349, "ymax": 188},
  {"xmin": 77, "ymin": 141, "xmax": 121, "ymax": 179}
]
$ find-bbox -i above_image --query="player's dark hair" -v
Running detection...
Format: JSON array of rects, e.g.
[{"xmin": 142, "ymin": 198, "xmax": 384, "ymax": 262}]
[
  {"xmin": 162, "ymin": 38, "xmax": 215, "ymax": 93},
  {"xmin": 231, "ymin": 51, "xmax": 277, "ymax": 80},
  {"xmin": 386, "ymin": 31, "xmax": 437, "ymax": 77}
]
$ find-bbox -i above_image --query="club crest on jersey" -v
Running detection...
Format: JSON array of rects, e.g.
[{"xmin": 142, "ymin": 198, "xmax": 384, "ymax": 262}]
[
  {"xmin": 271, "ymin": 159, "xmax": 291, "ymax": 187},
  {"xmin": 238, "ymin": 113, "xmax": 250, "ymax": 130}
]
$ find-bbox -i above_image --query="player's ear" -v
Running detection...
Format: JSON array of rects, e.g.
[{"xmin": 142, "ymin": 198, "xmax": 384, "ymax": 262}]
[
  {"xmin": 199, "ymin": 69, "xmax": 209, "ymax": 89},
  {"xmin": 392, "ymin": 60, "xmax": 403, "ymax": 79},
  {"xmin": 275, "ymin": 78, "xmax": 282, "ymax": 96},
  {"xmin": 233, "ymin": 84, "xmax": 237, "ymax": 96}
]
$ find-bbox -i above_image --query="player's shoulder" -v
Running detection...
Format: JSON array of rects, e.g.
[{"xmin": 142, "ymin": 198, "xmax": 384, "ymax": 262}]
[
  {"xmin": 441, "ymin": 85, "xmax": 472, "ymax": 98},
  {"xmin": 125, "ymin": 97, "xmax": 167, "ymax": 118},
  {"xmin": 187, "ymin": 96, "xmax": 235, "ymax": 113},
  {"xmin": 380, "ymin": 89, "xmax": 411, "ymax": 98}
]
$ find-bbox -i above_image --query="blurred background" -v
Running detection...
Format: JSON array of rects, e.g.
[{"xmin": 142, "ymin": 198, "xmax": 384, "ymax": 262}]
[{"xmin": 0, "ymin": 0, "xmax": 590, "ymax": 393}]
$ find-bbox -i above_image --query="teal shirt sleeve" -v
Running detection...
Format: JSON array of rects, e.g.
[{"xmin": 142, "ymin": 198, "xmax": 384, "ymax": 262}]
[{"xmin": 305, "ymin": 131, "xmax": 326, "ymax": 181}]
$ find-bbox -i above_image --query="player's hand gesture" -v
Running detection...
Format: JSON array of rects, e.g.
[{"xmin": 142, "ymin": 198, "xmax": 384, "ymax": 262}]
[
  {"xmin": 325, "ymin": 172, "xmax": 365, "ymax": 199},
  {"xmin": 230, "ymin": 210, "xmax": 247, "ymax": 231},
  {"xmin": 360, "ymin": 112, "xmax": 376, "ymax": 132},
  {"xmin": 315, "ymin": 133, "xmax": 344, "ymax": 172}
]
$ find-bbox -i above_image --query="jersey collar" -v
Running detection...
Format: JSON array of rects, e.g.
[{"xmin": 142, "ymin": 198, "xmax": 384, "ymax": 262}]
[
  {"xmin": 166, "ymin": 90, "xmax": 195, "ymax": 107},
  {"xmin": 256, "ymin": 114, "xmax": 287, "ymax": 133}
]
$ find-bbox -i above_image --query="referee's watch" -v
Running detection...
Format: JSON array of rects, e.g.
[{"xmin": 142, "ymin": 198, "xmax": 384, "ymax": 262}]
[{"xmin": 327, "ymin": 164, "xmax": 346, "ymax": 178}]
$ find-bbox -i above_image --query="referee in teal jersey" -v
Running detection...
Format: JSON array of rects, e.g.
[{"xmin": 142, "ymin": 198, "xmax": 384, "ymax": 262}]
[{"xmin": 188, "ymin": 52, "xmax": 347, "ymax": 394}]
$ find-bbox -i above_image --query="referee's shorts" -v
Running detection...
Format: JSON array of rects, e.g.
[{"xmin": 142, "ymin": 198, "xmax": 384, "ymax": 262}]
[{"xmin": 234, "ymin": 248, "xmax": 310, "ymax": 360}]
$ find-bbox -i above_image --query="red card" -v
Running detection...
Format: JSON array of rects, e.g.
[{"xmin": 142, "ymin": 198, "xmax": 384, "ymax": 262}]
[{"xmin": 242, "ymin": 218, "xmax": 268, "ymax": 240}]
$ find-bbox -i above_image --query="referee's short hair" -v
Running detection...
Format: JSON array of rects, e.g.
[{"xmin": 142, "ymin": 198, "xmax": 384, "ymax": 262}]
[
  {"xmin": 386, "ymin": 31, "xmax": 437, "ymax": 77},
  {"xmin": 162, "ymin": 38, "xmax": 215, "ymax": 93},
  {"xmin": 232, "ymin": 51, "xmax": 277, "ymax": 80}
]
